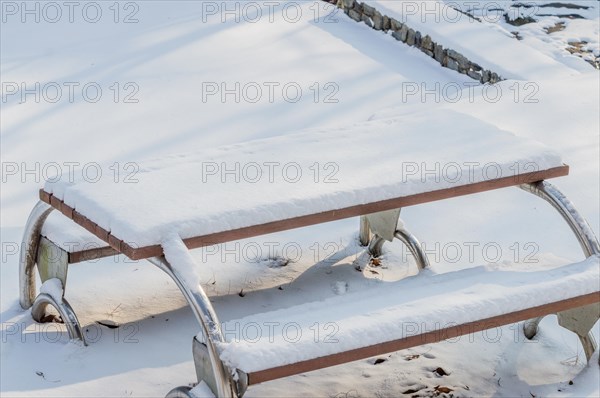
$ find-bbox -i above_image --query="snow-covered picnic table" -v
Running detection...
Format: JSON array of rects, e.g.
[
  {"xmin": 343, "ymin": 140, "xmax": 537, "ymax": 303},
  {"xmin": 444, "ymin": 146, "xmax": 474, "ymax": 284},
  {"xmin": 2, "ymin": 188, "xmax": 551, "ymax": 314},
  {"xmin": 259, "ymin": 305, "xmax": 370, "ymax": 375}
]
[{"xmin": 20, "ymin": 109, "xmax": 599, "ymax": 398}]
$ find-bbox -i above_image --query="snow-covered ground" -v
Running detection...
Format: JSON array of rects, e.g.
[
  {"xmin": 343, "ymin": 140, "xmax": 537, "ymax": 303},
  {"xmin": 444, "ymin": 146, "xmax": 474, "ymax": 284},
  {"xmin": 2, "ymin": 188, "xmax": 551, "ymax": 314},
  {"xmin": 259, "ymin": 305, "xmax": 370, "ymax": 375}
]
[
  {"xmin": 444, "ymin": 0, "xmax": 600, "ymax": 69},
  {"xmin": 1, "ymin": 1, "xmax": 598, "ymax": 397}
]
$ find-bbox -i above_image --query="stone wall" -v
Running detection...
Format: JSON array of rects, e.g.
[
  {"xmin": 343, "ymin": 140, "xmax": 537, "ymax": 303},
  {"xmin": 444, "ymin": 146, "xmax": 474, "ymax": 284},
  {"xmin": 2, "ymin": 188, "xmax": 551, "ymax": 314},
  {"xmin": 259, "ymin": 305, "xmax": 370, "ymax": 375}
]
[{"xmin": 326, "ymin": 0, "xmax": 502, "ymax": 84}]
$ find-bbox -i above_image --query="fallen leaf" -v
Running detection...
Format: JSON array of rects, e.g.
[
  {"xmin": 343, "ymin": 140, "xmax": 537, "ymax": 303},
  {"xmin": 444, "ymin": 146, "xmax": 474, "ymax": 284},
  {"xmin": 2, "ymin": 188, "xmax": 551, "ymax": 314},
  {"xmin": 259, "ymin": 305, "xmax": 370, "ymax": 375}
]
[
  {"xmin": 433, "ymin": 367, "xmax": 449, "ymax": 376},
  {"xmin": 435, "ymin": 386, "xmax": 453, "ymax": 394},
  {"xmin": 370, "ymin": 258, "xmax": 382, "ymax": 267},
  {"xmin": 40, "ymin": 314, "xmax": 61, "ymax": 323}
]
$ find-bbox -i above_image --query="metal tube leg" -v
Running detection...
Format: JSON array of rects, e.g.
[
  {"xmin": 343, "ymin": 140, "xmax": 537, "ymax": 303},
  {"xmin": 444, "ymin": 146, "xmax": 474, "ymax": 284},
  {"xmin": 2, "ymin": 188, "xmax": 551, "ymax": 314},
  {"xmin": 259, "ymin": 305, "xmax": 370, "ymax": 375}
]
[
  {"xmin": 31, "ymin": 290, "xmax": 86, "ymax": 344},
  {"xmin": 362, "ymin": 209, "xmax": 429, "ymax": 270},
  {"xmin": 523, "ymin": 316, "xmax": 544, "ymax": 340},
  {"xmin": 394, "ymin": 228, "xmax": 430, "ymax": 270},
  {"xmin": 520, "ymin": 181, "xmax": 600, "ymax": 361},
  {"xmin": 523, "ymin": 310, "xmax": 599, "ymax": 362},
  {"xmin": 519, "ymin": 181, "xmax": 600, "ymax": 257},
  {"xmin": 19, "ymin": 201, "xmax": 54, "ymax": 309},
  {"xmin": 359, "ymin": 216, "xmax": 371, "ymax": 247},
  {"xmin": 148, "ymin": 256, "xmax": 239, "ymax": 398},
  {"xmin": 368, "ymin": 235, "xmax": 386, "ymax": 258},
  {"xmin": 578, "ymin": 334, "xmax": 598, "ymax": 364},
  {"xmin": 165, "ymin": 387, "xmax": 195, "ymax": 398},
  {"xmin": 21, "ymin": 203, "xmax": 85, "ymax": 344},
  {"xmin": 367, "ymin": 229, "xmax": 429, "ymax": 271}
]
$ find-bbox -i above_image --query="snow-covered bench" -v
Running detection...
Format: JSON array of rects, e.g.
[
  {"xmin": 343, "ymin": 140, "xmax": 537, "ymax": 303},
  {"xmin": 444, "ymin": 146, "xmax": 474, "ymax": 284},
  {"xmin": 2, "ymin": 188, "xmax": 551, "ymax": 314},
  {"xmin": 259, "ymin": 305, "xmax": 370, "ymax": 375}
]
[{"xmin": 19, "ymin": 110, "xmax": 599, "ymax": 397}]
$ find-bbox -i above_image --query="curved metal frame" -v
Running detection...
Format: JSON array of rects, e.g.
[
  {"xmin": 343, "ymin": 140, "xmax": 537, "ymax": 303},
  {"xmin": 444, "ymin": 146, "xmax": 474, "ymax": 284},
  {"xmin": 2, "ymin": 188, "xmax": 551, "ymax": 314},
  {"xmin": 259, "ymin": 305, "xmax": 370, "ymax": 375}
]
[
  {"xmin": 520, "ymin": 181, "xmax": 600, "ymax": 257},
  {"xmin": 20, "ymin": 201, "xmax": 54, "ymax": 309},
  {"xmin": 523, "ymin": 312, "xmax": 598, "ymax": 362},
  {"xmin": 577, "ymin": 333, "xmax": 597, "ymax": 362},
  {"xmin": 19, "ymin": 202, "xmax": 87, "ymax": 344},
  {"xmin": 31, "ymin": 292, "xmax": 86, "ymax": 344},
  {"xmin": 523, "ymin": 317, "xmax": 542, "ymax": 340},
  {"xmin": 395, "ymin": 229, "xmax": 430, "ymax": 270},
  {"xmin": 148, "ymin": 257, "xmax": 237, "ymax": 398},
  {"xmin": 368, "ymin": 235, "xmax": 385, "ymax": 258},
  {"xmin": 520, "ymin": 181, "xmax": 600, "ymax": 361},
  {"xmin": 165, "ymin": 386, "xmax": 195, "ymax": 398},
  {"xmin": 368, "ymin": 228, "xmax": 429, "ymax": 270}
]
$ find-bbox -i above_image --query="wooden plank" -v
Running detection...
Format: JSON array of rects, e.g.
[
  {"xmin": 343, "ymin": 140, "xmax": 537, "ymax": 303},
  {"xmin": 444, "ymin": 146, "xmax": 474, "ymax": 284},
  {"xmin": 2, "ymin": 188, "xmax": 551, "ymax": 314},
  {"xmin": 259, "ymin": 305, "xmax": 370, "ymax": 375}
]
[
  {"xmin": 246, "ymin": 291, "xmax": 599, "ymax": 385},
  {"xmin": 132, "ymin": 165, "xmax": 569, "ymax": 259},
  {"xmin": 39, "ymin": 165, "xmax": 569, "ymax": 260},
  {"xmin": 39, "ymin": 190, "xmax": 52, "ymax": 204},
  {"xmin": 94, "ymin": 225, "xmax": 110, "ymax": 242},
  {"xmin": 50, "ymin": 195, "xmax": 62, "ymax": 210},
  {"xmin": 60, "ymin": 203, "xmax": 74, "ymax": 219},
  {"xmin": 68, "ymin": 246, "xmax": 119, "ymax": 264},
  {"xmin": 108, "ymin": 234, "xmax": 124, "ymax": 253}
]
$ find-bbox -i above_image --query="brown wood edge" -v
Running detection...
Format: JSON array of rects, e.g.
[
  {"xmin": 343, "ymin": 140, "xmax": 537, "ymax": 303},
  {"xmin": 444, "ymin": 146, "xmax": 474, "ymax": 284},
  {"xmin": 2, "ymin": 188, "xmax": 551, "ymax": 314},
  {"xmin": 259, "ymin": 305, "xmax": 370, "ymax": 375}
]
[
  {"xmin": 246, "ymin": 291, "xmax": 598, "ymax": 385},
  {"xmin": 39, "ymin": 190, "xmax": 133, "ymax": 258},
  {"xmin": 68, "ymin": 246, "xmax": 119, "ymax": 264},
  {"xmin": 39, "ymin": 233, "xmax": 118, "ymax": 264},
  {"xmin": 39, "ymin": 164, "xmax": 569, "ymax": 261}
]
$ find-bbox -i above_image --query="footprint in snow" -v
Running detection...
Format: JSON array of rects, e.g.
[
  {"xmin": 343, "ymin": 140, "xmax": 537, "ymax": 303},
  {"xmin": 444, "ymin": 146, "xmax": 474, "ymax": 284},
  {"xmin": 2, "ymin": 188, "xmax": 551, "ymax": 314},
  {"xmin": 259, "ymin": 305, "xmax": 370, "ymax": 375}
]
[{"xmin": 332, "ymin": 281, "xmax": 348, "ymax": 295}]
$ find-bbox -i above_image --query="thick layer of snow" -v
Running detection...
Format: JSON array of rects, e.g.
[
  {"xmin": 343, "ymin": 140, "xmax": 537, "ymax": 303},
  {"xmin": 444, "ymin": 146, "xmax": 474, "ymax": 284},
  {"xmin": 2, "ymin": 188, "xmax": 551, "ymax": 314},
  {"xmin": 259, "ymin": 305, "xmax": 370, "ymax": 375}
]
[
  {"xmin": 44, "ymin": 109, "xmax": 564, "ymax": 248},
  {"xmin": 219, "ymin": 256, "xmax": 599, "ymax": 373},
  {"xmin": 162, "ymin": 234, "xmax": 203, "ymax": 297},
  {"xmin": 39, "ymin": 278, "xmax": 64, "ymax": 302},
  {"xmin": 41, "ymin": 212, "xmax": 109, "ymax": 252}
]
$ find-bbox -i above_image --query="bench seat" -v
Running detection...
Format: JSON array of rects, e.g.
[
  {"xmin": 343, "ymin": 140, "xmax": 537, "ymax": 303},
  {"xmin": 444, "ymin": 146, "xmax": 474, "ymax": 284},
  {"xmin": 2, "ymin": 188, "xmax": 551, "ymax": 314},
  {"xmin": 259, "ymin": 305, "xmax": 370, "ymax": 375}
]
[
  {"xmin": 219, "ymin": 257, "xmax": 599, "ymax": 384},
  {"xmin": 41, "ymin": 109, "xmax": 567, "ymax": 260}
]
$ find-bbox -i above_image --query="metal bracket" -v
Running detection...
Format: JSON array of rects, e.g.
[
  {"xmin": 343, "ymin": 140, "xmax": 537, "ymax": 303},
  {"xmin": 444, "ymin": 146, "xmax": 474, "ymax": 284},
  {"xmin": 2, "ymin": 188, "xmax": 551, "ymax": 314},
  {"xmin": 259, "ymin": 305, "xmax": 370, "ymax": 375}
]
[
  {"xmin": 523, "ymin": 303, "xmax": 599, "ymax": 363},
  {"xmin": 557, "ymin": 303, "xmax": 600, "ymax": 361},
  {"xmin": 37, "ymin": 237, "xmax": 69, "ymax": 289},
  {"xmin": 192, "ymin": 337, "xmax": 248, "ymax": 397},
  {"xmin": 364, "ymin": 209, "xmax": 401, "ymax": 242},
  {"xmin": 360, "ymin": 209, "xmax": 429, "ymax": 270},
  {"xmin": 192, "ymin": 337, "xmax": 219, "ymax": 395}
]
